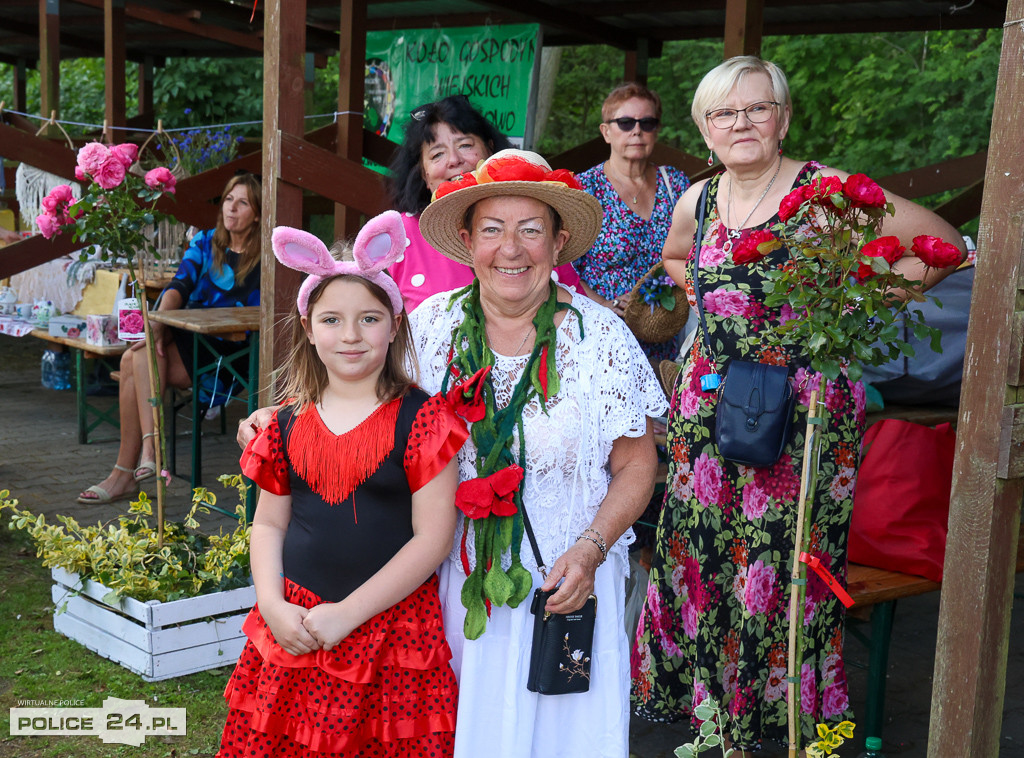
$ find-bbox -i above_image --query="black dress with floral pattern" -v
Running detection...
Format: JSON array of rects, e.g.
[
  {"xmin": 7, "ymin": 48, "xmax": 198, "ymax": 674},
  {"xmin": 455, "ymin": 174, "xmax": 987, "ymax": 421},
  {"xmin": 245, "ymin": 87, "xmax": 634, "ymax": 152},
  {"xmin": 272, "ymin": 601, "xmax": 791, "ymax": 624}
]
[{"xmin": 631, "ymin": 163, "xmax": 865, "ymax": 750}]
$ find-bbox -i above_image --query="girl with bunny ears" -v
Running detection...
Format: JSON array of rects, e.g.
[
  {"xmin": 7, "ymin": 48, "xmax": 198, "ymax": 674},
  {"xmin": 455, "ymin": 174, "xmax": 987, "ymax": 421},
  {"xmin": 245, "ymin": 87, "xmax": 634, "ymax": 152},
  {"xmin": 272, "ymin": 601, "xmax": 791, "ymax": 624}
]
[{"xmin": 218, "ymin": 211, "xmax": 469, "ymax": 758}]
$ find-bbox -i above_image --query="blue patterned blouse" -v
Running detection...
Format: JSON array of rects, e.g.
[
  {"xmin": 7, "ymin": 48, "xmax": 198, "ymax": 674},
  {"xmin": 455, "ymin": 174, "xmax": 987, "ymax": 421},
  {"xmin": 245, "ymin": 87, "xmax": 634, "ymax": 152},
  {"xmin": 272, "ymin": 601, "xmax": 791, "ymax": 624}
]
[{"xmin": 165, "ymin": 229, "xmax": 261, "ymax": 308}]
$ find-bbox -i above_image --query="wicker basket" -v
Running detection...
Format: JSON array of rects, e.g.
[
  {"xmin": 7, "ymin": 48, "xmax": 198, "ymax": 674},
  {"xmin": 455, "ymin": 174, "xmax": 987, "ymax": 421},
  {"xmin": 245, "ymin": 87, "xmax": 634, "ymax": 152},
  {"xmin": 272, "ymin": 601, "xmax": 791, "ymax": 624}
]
[
  {"xmin": 623, "ymin": 264, "xmax": 690, "ymax": 344},
  {"xmin": 658, "ymin": 359, "xmax": 683, "ymax": 396}
]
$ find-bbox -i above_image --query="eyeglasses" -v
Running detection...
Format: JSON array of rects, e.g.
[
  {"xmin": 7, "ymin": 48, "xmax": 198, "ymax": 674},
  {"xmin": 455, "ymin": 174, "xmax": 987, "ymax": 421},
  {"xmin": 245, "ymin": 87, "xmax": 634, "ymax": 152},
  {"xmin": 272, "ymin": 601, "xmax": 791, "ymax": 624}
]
[
  {"xmin": 411, "ymin": 94, "xmax": 471, "ymax": 122},
  {"xmin": 605, "ymin": 117, "xmax": 660, "ymax": 133},
  {"xmin": 705, "ymin": 101, "xmax": 779, "ymax": 129}
]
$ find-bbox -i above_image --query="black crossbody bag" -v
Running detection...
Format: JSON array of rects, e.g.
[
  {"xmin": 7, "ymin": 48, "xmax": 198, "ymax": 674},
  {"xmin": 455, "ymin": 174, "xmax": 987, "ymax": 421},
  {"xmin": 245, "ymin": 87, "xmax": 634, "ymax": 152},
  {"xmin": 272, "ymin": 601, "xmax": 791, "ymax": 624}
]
[
  {"xmin": 691, "ymin": 182, "xmax": 797, "ymax": 468},
  {"xmin": 521, "ymin": 496, "xmax": 597, "ymax": 695}
]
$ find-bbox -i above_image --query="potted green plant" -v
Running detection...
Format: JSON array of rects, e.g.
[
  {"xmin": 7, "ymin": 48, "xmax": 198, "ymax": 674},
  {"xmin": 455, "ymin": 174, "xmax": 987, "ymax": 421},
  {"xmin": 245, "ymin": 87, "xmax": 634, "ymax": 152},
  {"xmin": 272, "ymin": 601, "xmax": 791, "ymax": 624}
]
[{"xmin": 1, "ymin": 476, "xmax": 253, "ymax": 681}]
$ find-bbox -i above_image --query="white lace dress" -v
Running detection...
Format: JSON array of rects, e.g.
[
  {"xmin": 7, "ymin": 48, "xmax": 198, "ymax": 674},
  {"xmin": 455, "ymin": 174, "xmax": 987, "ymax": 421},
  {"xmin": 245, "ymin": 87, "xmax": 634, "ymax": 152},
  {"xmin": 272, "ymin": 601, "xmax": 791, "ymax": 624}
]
[{"xmin": 410, "ymin": 287, "xmax": 667, "ymax": 758}]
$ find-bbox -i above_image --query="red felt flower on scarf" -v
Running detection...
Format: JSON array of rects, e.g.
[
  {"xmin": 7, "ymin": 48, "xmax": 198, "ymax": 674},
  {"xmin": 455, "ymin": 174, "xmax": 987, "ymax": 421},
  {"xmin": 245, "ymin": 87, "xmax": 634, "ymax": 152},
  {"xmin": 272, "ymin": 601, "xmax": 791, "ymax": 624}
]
[
  {"xmin": 434, "ymin": 172, "xmax": 479, "ymax": 199},
  {"xmin": 855, "ymin": 235, "xmax": 905, "ymax": 281},
  {"xmin": 455, "ymin": 465, "xmax": 524, "ymax": 519},
  {"xmin": 446, "ymin": 365, "xmax": 492, "ymax": 423},
  {"xmin": 732, "ymin": 229, "xmax": 780, "ymax": 265},
  {"xmin": 844, "ymin": 173, "xmax": 887, "ymax": 209},
  {"xmin": 911, "ymin": 235, "xmax": 962, "ymax": 269}
]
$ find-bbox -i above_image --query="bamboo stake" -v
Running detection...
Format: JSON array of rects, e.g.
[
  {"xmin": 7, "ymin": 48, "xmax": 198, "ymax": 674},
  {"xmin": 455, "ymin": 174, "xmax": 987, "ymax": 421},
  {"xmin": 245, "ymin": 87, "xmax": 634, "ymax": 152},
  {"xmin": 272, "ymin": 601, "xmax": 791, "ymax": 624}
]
[{"xmin": 787, "ymin": 377, "xmax": 826, "ymax": 757}]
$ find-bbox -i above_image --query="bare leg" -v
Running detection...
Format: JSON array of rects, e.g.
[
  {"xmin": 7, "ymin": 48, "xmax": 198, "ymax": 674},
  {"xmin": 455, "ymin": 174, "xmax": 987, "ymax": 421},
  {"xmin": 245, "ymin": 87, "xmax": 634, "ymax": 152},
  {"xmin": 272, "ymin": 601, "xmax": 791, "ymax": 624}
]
[{"xmin": 77, "ymin": 347, "xmax": 144, "ymax": 501}]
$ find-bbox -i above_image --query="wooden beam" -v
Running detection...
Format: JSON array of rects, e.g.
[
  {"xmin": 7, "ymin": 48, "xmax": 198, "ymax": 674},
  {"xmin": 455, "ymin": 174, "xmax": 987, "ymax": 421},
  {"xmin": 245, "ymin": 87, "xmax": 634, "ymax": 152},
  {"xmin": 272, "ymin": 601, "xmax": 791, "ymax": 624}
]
[
  {"xmin": 928, "ymin": 1, "xmax": 1024, "ymax": 755},
  {"xmin": 104, "ymin": 0, "xmax": 127, "ymax": 137},
  {"xmin": 38, "ymin": 0, "xmax": 60, "ymax": 124},
  {"xmin": 877, "ymin": 150, "xmax": 988, "ymax": 200},
  {"xmin": 335, "ymin": 0, "xmax": 368, "ymax": 239},
  {"xmin": 260, "ymin": 0, "xmax": 307, "ymax": 406},
  {"xmin": 723, "ymin": 0, "xmax": 762, "ymax": 58},
  {"xmin": 0, "ymin": 122, "xmax": 77, "ymax": 178},
  {"xmin": 471, "ymin": 0, "xmax": 638, "ymax": 49},
  {"xmin": 0, "ymin": 233, "xmax": 83, "ymax": 280},
  {"xmin": 277, "ymin": 133, "xmax": 387, "ymax": 217}
]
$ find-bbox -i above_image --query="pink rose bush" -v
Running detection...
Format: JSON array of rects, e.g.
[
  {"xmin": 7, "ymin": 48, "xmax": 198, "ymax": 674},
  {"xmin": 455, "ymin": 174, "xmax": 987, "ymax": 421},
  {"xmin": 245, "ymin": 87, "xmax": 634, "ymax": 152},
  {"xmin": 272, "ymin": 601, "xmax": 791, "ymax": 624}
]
[{"xmin": 145, "ymin": 167, "xmax": 178, "ymax": 195}]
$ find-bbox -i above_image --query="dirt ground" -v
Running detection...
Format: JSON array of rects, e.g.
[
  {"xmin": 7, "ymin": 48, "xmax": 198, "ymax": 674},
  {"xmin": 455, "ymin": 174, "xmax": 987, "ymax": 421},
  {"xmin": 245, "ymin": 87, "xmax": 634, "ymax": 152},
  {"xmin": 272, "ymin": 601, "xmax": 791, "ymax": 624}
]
[{"xmin": 1, "ymin": 332, "xmax": 1021, "ymax": 757}]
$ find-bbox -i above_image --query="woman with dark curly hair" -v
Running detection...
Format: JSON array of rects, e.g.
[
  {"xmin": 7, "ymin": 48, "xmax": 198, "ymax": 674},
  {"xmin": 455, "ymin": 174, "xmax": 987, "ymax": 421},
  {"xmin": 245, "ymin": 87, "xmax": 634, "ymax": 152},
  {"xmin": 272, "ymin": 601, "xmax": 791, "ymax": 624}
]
[{"xmin": 386, "ymin": 94, "xmax": 582, "ymax": 310}]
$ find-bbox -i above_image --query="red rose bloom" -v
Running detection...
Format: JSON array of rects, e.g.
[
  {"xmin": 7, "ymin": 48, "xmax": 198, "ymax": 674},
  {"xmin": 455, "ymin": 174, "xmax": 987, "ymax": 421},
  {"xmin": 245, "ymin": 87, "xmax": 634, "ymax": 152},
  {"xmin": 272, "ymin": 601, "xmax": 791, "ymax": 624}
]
[
  {"xmin": 843, "ymin": 173, "xmax": 886, "ymax": 209},
  {"xmin": 806, "ymin": 175, "xmax": 843, "ymax": 204},
  {"xmin": 855, "ymin": 235, "xmax": 905, "ymax": 281},
  {"xmin": 911, "ymin": 235, "xmax": 962, "ymax": 269},
  {"xmin": 778, "ymin": 187, "xmax": 808, "ymax": 222},
  {"xmin": 434, "ymin": 172, "xmax": 478, "ymax": 199},
  {"xmin": 732, "ymin": 229, "xmax": 780, "ymax": 265},
  {"xmin": 455, "ymin": 464, "xmax": 524, "ymax": 519},
  {"xmin": 446, "ymin": 365, "xmax": 492, "ymax": 423}
]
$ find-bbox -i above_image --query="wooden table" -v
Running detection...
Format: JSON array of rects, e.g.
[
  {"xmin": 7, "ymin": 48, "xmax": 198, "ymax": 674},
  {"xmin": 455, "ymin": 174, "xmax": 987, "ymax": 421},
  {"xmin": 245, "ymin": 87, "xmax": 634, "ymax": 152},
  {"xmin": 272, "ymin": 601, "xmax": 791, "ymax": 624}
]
[
  {"xmin": 29, "ymin": 329, "xmax": 128, "ymax": 444},
  {"xmin": 148, "ymin": 307, "xmax": 260, "ymax": 492}
]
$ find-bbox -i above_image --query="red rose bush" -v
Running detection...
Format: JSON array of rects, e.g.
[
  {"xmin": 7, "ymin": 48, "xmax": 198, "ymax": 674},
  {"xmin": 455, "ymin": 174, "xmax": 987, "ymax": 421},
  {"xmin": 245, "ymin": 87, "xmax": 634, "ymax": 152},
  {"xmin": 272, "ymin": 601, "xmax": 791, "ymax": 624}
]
[{"xmin": 750, "ymin": 170, "xmax": 957, "ymax": 381}]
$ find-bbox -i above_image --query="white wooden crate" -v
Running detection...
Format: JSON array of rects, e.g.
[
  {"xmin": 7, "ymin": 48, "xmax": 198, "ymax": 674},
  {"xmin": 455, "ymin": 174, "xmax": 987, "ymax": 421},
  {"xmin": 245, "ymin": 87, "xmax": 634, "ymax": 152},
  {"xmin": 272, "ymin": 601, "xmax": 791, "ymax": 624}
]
[{"xmin": 50, "ymin": 566, "xmax": 256, "ymax": 682}]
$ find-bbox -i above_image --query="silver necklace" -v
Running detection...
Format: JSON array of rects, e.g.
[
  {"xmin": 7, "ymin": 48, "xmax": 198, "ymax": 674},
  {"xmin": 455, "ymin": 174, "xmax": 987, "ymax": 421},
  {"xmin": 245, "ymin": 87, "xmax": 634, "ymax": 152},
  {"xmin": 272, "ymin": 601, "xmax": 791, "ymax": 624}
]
[
  {"xmin": 723, "ymin": 156, "xmax": 782, "ymax": 254},
  {"xmin": 607, "ymin": 161, "xmax": 646, "ymax": 204},
  {"xmin": 489, "ymin": 324, "xmax": 534, "ymax": 356}
]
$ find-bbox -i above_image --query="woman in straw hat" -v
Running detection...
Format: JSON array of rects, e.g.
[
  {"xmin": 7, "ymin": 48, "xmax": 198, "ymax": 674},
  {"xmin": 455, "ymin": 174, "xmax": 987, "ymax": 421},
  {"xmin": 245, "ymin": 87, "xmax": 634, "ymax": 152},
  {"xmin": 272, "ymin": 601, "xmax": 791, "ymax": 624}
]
[{"xmin": 239, "ymin": 149, "xmax": 666, "ymax": 757}]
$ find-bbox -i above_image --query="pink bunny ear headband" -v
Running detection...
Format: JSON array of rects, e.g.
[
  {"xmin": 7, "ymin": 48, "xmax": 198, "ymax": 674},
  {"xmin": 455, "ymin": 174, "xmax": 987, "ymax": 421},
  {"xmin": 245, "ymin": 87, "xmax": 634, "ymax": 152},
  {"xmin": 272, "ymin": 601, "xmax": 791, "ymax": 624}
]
[{"xmin": 271, "ymin": 210, "xmax": 407, "ymax": 316}]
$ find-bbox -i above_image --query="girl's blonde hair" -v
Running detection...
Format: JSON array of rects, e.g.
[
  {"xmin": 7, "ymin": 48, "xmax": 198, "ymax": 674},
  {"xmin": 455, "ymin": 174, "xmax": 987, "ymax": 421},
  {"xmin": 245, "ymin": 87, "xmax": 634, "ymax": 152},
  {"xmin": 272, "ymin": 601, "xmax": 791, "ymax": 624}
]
[
  {"xmin": 212, "ymin": 173, "xmax": 262, "ymax": 281},
  {"xmin": 275, "ymin": 273, "xmax": 417, "ymax": 411}
]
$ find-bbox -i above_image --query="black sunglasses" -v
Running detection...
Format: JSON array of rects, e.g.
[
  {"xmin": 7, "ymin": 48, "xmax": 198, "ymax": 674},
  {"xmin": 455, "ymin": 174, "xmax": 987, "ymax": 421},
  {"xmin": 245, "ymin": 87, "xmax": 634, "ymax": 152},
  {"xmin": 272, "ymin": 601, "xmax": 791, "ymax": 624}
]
[{"xmin": 605, "ymin": 117, "xmax": 660, "ymax": 133}]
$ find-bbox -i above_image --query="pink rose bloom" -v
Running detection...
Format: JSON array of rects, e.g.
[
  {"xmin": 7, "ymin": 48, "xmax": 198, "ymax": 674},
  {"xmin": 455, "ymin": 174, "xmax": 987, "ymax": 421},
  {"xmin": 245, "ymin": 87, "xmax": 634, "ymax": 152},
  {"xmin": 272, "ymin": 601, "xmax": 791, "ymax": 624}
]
[
  {"xmin": 682, "ymin": 600, "xmax": 700, "ymax": 640},
  {"xmin": 110, "ymin": 143, "xmax": 139, "ymax": 169},
  {"xmin": 120, "ymin": 310, "xmax": 144, "ymax": 335},
  {"xmin": 699, "ymin": 245, "xmax": 726, "ymax": 267},
  {"xmin": 677, "ymin": 385, "xmax": 700, "ymax": 418},
  {"xmin": 821, "ymin": 682, "xmax": 850, "ymax": 719},
  {"xmin": 703, "ymin": 288, "xmax": 750, "ymax": 318},
  {"xmin": 75, "ymin": 166, "xmax": 87, "ymax": 182},
  {"xmin": 76, "ymin": 141, "xmax": 111, "ymax": 176},
  {"xmin": 801, "ymin": 662, "xmax": 818, "ymax": 715},
  {"xmin": 41, "ymin": 184, "xmax": 74, "ymax": 215},
  {"xmin": 145, "ymin": 166, "xmax": 177, "ymax": 195},
  {"xmin": 671, "ymin": 461, "xmax": 694, "ymax": 501},
  {"xmin": 693, "ymin": 452, "xmax": 725, "ymax": 507},
  {"xmin": 741, "ymin": 483, "xmax": 770, "ymax": 520},
  {"xmin": 744, "ymin": 559, "xmax": 777, "ymax": 616},
  {"xmin": 92, "ymin": 157, "xmax": 127, "ymax": 190},
  {"xmin": 36, "ymin": 213, "xmax": 61, "ymax": 239},
  {"xmin": 693, "ymin": 680, "xmax": 711, "ymax": 710}
]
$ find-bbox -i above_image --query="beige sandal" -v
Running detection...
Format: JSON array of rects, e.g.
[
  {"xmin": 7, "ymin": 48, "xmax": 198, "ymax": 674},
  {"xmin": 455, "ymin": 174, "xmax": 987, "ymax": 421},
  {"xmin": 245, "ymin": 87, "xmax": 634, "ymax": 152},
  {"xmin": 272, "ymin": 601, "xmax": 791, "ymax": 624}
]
[
  {"xmin": 77, "ymin": 465, "xmax": 137, "ymax": 504},
  {"xmin": 135, "ymin": 432, "xmax": 157, "ymax": 482}
]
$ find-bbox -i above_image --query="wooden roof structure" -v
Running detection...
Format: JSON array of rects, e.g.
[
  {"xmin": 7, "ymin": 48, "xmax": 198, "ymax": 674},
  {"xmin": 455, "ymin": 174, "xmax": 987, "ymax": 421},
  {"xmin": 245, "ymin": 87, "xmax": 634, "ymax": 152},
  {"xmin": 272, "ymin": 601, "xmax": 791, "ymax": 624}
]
[{"xmin": 1, "ymin": 3, "xmax": 1021, "ymax": 757}]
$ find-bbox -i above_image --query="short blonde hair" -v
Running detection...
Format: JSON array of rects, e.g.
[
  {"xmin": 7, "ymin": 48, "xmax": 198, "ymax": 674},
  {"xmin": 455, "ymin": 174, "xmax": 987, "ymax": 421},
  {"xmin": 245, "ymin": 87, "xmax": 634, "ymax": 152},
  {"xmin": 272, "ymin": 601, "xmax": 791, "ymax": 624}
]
[{"xmin": 691, "ymin": 56, "xmax": 792, "ymax": 139}]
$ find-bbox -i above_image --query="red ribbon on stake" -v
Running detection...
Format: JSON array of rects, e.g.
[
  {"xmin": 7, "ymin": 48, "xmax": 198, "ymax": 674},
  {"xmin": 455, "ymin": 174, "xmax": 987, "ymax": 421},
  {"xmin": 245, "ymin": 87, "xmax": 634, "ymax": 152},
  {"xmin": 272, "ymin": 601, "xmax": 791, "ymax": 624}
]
[{"xmin": 799, "ymin": 552, "xmax": 855, "ymax": 608}]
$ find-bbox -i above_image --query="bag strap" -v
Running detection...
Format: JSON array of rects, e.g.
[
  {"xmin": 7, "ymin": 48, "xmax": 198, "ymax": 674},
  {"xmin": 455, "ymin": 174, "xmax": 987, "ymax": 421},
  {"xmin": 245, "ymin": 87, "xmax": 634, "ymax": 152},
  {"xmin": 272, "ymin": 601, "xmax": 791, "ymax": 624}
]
[
  {"xmin": 659, "ymin": 165, "xmax": 676, "ymax": 207},
  {"xmin": 691, "ymin": 181, "xmax": 717, "ymax": 369}
]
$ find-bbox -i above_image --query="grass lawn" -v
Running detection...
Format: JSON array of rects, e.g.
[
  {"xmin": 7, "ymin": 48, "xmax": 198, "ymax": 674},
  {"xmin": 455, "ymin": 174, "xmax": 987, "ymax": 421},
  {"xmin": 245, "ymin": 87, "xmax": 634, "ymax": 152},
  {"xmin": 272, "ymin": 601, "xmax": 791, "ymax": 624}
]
[{"xmin": 0, "ymin": 528, "xmax": 231, "ymax": 757}]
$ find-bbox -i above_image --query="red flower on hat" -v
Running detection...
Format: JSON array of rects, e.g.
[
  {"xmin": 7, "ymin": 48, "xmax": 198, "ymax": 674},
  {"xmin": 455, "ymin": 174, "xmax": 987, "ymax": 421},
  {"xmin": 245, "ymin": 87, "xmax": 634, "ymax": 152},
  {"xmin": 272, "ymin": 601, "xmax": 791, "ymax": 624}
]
[
  {"xmin": 481, "ymin": 155, "xmax": 548, "ymax": 183},
  {"xmin": 455, "ymin": 465, "xmax": 524, "ymax": 519},
  {"xmin": 545, "ymin": 168, "xmax": 583, "ymax": 190},
  {"xmin": 911, "ymin": 235, "xmax": 962, "ymax": 269},
  {"xmin": 855, "ymin": 235, "xmax": 905, "ymax": 281},
  {"xmin": 434, "ymin": 172, "xmax": 479, "ymax": 199},
  {"xmin": 446, "ymin": 365, "xmax": 492, "ymax": 422}
]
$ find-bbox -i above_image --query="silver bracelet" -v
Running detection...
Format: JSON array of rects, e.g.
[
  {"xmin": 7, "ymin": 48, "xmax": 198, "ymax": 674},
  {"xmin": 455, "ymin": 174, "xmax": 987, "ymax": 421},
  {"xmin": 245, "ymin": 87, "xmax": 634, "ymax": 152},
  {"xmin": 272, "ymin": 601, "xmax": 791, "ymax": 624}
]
[
  {"xmin": 582, "ymin": 527, "xmax": 607, "ymax": 554},
  {"xmin": 577, "ymin": 534, "xmax": 607, "ymax": 564}
]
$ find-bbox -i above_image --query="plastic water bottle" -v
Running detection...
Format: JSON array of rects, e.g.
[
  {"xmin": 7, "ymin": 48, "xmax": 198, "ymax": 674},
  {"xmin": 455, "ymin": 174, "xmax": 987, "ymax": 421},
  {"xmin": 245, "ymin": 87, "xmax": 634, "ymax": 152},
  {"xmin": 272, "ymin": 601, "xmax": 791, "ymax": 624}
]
[
  {"xmin": 40, "ymin": 349, "xmax": 56, "ymax": 389},
  {"xmin": 857, "ymin": 736, "xmax": 884, "ymax": 758},
  {"xmin": 53, "ymin": 351, "xmax": 72, "ymax": 390}
]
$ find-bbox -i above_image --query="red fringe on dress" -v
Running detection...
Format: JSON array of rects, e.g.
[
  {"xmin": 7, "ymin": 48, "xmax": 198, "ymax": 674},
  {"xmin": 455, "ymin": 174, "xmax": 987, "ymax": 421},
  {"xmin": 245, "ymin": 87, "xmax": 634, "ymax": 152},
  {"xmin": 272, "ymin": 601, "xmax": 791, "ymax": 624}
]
[
  {"xmin": 218, "ymin": 576, "xmax": 457, "ymax": 758},
  {"xmin": 288, "ymin": 401, "xmax": 401, "ymax": 506}
]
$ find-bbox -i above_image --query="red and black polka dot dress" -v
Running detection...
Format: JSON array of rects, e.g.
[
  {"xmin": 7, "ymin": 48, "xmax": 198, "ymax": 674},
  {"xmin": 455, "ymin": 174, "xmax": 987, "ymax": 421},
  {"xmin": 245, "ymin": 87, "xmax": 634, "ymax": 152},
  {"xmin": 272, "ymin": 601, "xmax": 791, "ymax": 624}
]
[{"xmin": 220, "ymin": 388, "xmax": 469, "ymax": 757}]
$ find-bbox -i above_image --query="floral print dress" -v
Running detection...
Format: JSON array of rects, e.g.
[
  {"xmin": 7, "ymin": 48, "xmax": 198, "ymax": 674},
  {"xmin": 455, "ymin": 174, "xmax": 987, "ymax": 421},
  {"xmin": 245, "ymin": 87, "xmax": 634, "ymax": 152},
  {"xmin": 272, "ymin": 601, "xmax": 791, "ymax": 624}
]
[
  {"xmin": 631, "ymin": 163, "xmax": 865, "ymax": 750},
  {"xmin": 577, "ymin": 164, "xmax": 690, "ymax": 361}
]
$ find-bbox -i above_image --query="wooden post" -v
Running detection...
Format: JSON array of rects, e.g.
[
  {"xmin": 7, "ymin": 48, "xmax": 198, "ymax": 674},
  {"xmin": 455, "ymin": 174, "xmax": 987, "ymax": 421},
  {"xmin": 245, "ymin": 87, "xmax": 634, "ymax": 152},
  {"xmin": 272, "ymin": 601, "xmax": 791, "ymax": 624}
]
[
  {"xmin": 723, "ymin": 0, "xmax": 763, "ymax": 59},
  {"xmin": 39, "ymin": 0, "xmax": 60, "ymax": 128},
  {"xmin": 104, "ymin": 0, "xmax": 127, "ymax": 136},
  {"xmin": 334, "ymin": 0, "xmax": 368, "ymax": 240},
  {"xmin": 624, "ymin": 40, "xmax": 649, "ymax": 85},
  {"xmin": 14, "ymin": 59, "xmax": 29, "ymax": 114},
  {"xmin": 260, "ymin": 0, "xmax": 307, "ymax": 405},
  {"xmin": 137, "ymin": 57, "xmax": 154, "ymax": 121},
  {"xmin": 928, "ymin": 2, "xmax": 1024, "ymax": 755}
]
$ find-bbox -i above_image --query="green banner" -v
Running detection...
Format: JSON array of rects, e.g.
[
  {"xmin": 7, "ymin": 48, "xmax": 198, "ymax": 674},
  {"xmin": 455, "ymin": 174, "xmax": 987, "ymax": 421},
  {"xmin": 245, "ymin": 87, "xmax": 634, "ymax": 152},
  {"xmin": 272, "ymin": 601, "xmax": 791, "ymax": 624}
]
[{"xmin": 364, "ymin": 24, "xmax": 541, "ymax": 152}]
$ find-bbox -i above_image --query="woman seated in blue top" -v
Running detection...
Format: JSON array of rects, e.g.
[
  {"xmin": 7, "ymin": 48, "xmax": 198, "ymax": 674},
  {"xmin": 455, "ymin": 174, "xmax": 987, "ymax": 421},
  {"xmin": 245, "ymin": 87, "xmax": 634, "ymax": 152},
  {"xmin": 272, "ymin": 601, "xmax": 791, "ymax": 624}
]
[{"xmin": 78, "ymin": 172, "xmax": 262, "ymax": 504}]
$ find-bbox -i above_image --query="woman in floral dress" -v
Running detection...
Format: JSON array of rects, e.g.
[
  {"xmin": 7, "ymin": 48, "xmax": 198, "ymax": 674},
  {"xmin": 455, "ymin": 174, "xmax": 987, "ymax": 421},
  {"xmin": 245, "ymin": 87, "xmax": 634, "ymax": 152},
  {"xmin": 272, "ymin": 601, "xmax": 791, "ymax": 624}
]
[{"xmin": 631, "ymin": 57, "xmax": 965, "ymax": 752}]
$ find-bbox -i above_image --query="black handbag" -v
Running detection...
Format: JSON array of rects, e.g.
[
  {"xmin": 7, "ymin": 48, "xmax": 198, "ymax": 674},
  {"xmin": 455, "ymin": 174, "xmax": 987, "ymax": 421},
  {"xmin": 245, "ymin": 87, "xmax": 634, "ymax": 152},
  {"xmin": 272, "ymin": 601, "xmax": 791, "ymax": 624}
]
[
  {"xmin": 520, "ymin": 497, "xmax": 597, "ymax": 695},
  {"xmin": 691, "ymin": 182, "xmax": 797, "ymax": 468}
]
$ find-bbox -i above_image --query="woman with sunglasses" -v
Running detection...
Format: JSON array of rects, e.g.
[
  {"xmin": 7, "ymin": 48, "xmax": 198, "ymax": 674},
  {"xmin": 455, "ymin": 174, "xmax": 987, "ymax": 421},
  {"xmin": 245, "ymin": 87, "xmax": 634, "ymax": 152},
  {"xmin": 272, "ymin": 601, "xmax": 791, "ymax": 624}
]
[
  {"xmin": 576, "ymin": 83, "xmax": 690, "ymax": 360},
  {"xmin": 386, "ymin": 94, "xmax": 583, "ymax": 311}
]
